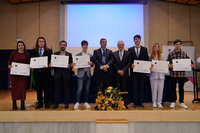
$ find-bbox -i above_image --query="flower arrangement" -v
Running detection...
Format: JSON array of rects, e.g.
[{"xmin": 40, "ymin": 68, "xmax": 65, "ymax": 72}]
[{"xmin": 95, "ymin": 86, "xmax": 128, "ymax": 111}]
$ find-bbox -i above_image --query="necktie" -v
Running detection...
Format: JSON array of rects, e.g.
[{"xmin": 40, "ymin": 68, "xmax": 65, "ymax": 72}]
[
  {"xmin": 119, "ymin": 50, "xmax": 123, "ymax": 61},
  {"xmin": 102, "ymin": 49, "xmax": 106, "ymax": 65},
  {"xmin": 39, "ymin": 48, "xmax": 42, "ymax": 57},
  {"xmin": 136, "ymin": 47, "xmax": 139, "ymax": 57}
]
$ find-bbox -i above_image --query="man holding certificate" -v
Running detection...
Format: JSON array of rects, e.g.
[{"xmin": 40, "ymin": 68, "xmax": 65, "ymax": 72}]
[
  {"xmin": 167, "ymin": 39, "xmax": 194, "ymax": 109},
  {"xmin": 128, "ymin": 35, "xmax": 149, "ymax": 108},
  {"xmin": 51, "ymin": 40, "xmax": 72, "ymax": 109},
  {"xmin": 31, "ymin": 37, "xmax": 53, "ymax": 109},
  {"xmin": 71, "ymin": 40, "xmax": 93, "ymax": 110}
]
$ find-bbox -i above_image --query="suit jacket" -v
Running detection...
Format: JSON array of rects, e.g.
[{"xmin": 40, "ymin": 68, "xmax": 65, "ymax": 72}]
[
  {"xmin": 150, "ymin": 54, "xmax": 165, "ymax": 79},
  {"xmin": 76, "ymin": 52, "xmax": 93, "ymax": 78},
  {"xmin": 113, "ymin": 50, "xmax": 131, "ymax": 78},
  {"xmin": 92, "ymin": 48, "xmax": 114, "ymax": 77},
  {"xmin": 53, "ymin": 51, "xmax": 73, "ymax": 78},
  {"xmin": 128, "ymin": 46, "xmax": 149, "ymax": 76},
  {"xmin": 31, "ymin": 48, "xmax": 52, "ymax": 77}
]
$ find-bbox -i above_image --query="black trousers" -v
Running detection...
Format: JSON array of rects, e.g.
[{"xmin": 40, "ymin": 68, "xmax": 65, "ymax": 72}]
[
  {"xmin": 171, "ymin": 77, "xmax": 185, "ymax": 103},
  {"xmin": 34, "ymin": 73, "xmax": 51, "ymax": 105},
  {"xmin": 115, "ymin": 75, "xmax": 129, "ymax": 104},
  {"xmin": 54, "ymin": 75, "xmax": 70, "ymax": 104},
  {"xmin": 95, "ymin": 72, "xmax": 112, "ymax": 92},
  {"xmin": 131, "ymin": 73, "xmax": 146, "ymax": 105}
]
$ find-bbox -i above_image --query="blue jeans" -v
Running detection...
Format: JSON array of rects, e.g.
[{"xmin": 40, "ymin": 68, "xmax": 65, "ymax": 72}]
[{"xmin": 76, "ymin": 72, "xmax": 91, "ymax": 102}]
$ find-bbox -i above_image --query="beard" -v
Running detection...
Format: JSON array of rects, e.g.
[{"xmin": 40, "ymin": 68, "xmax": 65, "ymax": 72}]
[{"xmin": 60, "ymin": 48, "xmax": 65, "ymax": 51}]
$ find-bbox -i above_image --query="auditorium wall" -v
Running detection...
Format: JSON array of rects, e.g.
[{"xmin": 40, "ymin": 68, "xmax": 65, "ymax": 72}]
[
  {"xmin": 148, "ymin": 0, "xmax": 200, "ymax": 57},
  {"xmin": 0, "ymin": 0, "xmax": 200, "ymax": 56},
  {"xmin": 0, "ymin": 0, "xmax": 60, "ymax": 51}
]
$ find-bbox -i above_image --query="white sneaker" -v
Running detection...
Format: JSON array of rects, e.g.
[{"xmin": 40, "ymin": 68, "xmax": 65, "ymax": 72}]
[
  {"xmin": 74, "ymin": 102, "xmax": 79, "ymax": 110},
  {"xmin": 180, "ymin": 103, "xmax": 188, "ymax": 109},
  {"xmin": 170, "ymin": 102, "xmax": 176, "ymax": 108},
  {"xmin": 153, "ymin": 103, "xmax": 157, "ymax": 108},
  {"xmin": 157, "ymin": 103, "xmax": 162, "ymax": 108},
  {"xmin": 84, "ymin": 102, "xmax": 90, "ymax": 109}
]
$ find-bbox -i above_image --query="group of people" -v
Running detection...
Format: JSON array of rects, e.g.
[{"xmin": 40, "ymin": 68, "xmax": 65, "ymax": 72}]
[{"xmin": 7, "ymin": 35, "xmax": 194, "ymax": 110}]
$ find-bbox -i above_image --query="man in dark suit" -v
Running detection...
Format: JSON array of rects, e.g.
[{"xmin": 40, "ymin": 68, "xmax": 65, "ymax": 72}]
[
  {"xmin": 92, "ymin": 38, "xmax": 114, "ymax": 92},
  {"xmin": 128, "ymin": 35, "xmax": 149, "ymax": 108},
  {"xmin": 113, "ymin": 40, "xmax": 131, "ymax": 108},
  {"xmin": 31, "ymin": 37, "xmax": 53, "ymax": 109},
  {"xmin": 51, "ymin": 40, "xmax": 72, "ymax": 109}
]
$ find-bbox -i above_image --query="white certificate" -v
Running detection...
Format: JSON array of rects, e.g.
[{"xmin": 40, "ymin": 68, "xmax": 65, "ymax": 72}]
[
  {"xmin": 51, "ymin": 55, "xmax": 69, "ymax": 68},
  {"xmin": 30, "ymin": 56, "xmax": 48, "ymax": 68},
  {"xmin": 151, "ymin": 60, "xmax": 169, "ymax": 73},
  {"xmin": 10, "ymin": 62, "xmax": 30, "ymax": 76},
  {"xmin": 173, "ymin": 59, "xmax": 191, "ymax": 71},
  {"xmin": 73, "ymin": 55, "xmax": 90, "ymax": 68},
  {"xmin": 133, "ymin": 60, "xmax": 151, "ymax": 74}
]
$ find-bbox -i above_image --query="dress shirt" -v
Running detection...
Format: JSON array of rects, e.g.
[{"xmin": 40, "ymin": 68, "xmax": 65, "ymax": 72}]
[
  {"xmin": 119, "ymin": 49, "xmax": 124, "ymax": 61},
  {"xmin": 100, "ymin": 48, "xmax": 109, "ymax": 69},
  {"xmin": 134, "ymin": 45, "xmax": 141, "ymax": 57},
  {"xmin": 39, "ymin": 47, "xmax": 44, "ymax": 57}
]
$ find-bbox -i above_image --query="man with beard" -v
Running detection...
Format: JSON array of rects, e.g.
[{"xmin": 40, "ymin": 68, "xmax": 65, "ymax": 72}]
[{"xmin": 51, "ymin": 40, "xmax": 72, "ymax": 109}]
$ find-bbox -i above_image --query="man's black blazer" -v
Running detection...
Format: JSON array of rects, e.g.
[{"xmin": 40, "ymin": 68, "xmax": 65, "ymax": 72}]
[
  {"xmin": 92, "ymin": 48, "xmax": 114, "ymax": 77},
  {"xmin": 53, "ymin": 51, "xmax": 72, "ymax": 78},
  {"xmin": 113, "ymin": 50, "xmax": 131, "ymax": 78},
  {"xmin": 128, "ymin": 46, "xmax": 149, "ymax": 75},
  {"xmin": 31, "ymin": 48, "xmax": 52, "ymax": 77}
]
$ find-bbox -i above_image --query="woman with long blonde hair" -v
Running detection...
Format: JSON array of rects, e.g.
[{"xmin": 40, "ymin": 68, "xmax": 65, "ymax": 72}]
[{"xmin": 150, "ymin": 43, "xmax": 165, "ymax": 108}]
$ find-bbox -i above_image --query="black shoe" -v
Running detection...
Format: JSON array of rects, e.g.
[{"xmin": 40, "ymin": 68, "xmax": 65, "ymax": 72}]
[
  {"xmin": 139, "ymin": 103, "xmax": 144, "ymax": 108},
  {"xmin": 133, "ymin": 105, "xmax": 138, "ymax": 109},
  {"xmin": 35, "ymin": 104, "xmax": 43, "ymax": 109},
  {"xmin": 125, "ymin": 104, "xmax": 128, "ymax": 109},
  {"xmin": 13, "ymin": 100, "xmax": 18, "ymax": 110},
  {"xmin": 53, "ymin": 104, "xmax": 59, "ymax": 109},
  {"xmin": 21, "ymin": 100, "xmax": 25, "ymax": 110},
  {"xmin": 45, "ymin": 104, "xmax": 50, "ymax": 109},
  {"xmin": 64, "ymin": 103, "xmax": 69, "ymax": 109}
]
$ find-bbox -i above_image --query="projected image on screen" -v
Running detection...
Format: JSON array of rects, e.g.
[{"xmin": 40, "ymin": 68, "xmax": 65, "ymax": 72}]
[{"xmin": 67, "ymin": 4, "xmax": 144, "ymax": 47}]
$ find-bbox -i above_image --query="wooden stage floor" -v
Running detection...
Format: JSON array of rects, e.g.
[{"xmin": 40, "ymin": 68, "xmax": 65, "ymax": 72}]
[{"xmin": 1, "ymin": 90, "xmax": 200, "ymax": 122}]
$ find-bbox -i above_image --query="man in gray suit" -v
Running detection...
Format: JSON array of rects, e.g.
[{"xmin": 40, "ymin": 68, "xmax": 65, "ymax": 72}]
[{"xmin": 71, "ymin": 40, "xmax": 93, "ymax": 109}]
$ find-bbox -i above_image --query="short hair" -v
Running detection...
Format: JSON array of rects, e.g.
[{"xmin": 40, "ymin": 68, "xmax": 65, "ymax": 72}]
[
  {"xmin": 59, "ymin": 40, "xmax": 67, "ymax": 45},
  {"xmin": 133, "ymin": 35, "xmax": 141, "ymax": 40},
  {"xmin": 100, "ymin": 38, "xmax": 107, "ymax": 43},
  {"xmin": 81, "ymin": 40, "xmax": 88, "ymax": 46},
  {"xmin": 174, "ymin": 39, "xmax": 182, "ymax": 45}
]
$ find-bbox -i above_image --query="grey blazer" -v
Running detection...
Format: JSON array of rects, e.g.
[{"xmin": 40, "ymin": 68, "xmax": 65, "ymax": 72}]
[{"xmin": 76, "ymin": 52, "xmax": 93, "ymax": 78}]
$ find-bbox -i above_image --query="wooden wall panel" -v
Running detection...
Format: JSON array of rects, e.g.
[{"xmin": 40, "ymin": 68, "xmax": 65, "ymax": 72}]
[
  {"xmin": 0, "ymin": 0, "xmax": 17, "ymax": 49},
  {"xmin": 40, "ymin": 1, "xmax": 60, "ymax": 52},
  {"xmin": 148, "ymin": 0, "xmax": 168, "ymax": 52},
  {"xmin": 191, "ymin": 6, "xmax": 200, "ymax": 55},
  {"xmin": 18, "ymin": 2, "xmax": 39, "ymax": 49},
  {"xmin": 168, "ymin": 3, "xmax": 190, "ymax": 41}
]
